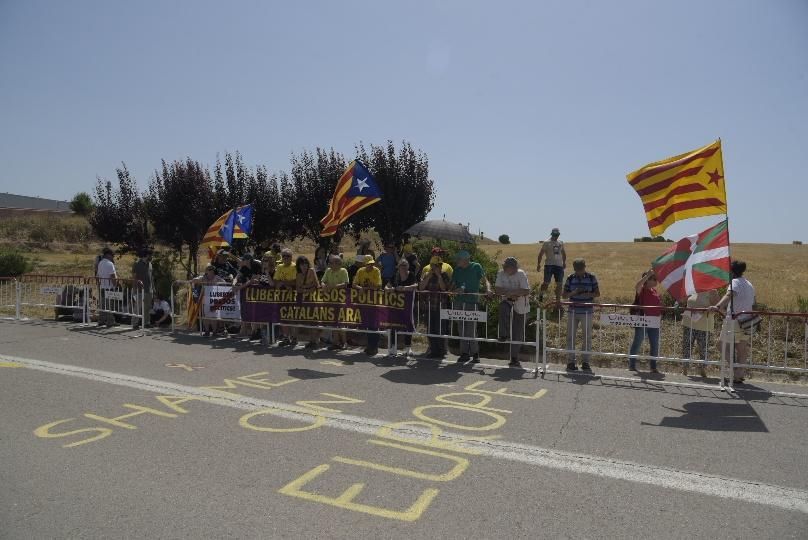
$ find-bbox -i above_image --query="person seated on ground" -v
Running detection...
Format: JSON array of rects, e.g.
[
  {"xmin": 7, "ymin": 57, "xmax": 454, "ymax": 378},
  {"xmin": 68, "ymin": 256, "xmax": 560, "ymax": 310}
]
[
  {"xmin": 388, "ymin": 258, "xmax": 418, "ymax": 357},
  {"xmin": 150, "ymin": 294, "xmax": 172, "ymax": 328},
  {"xmin": 353, "ymin": 255, "xmax": 383, "ymax": 356},
  {"xmin": 321, "ymin": 255, "xmax": 349, "ymax": 350},
  {"xmin": 193, "ymin": 264, "xmax": 226, "ymax": 337},
  {"xmin": 296, "ymin": 256, "xmax": 321, "ymax": 348}
]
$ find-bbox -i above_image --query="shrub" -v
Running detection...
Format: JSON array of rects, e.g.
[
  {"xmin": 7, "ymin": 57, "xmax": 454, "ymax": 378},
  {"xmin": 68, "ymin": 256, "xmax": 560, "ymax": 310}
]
[
  {"xmin": 151, "ymin": 250, "xmax": 182, "ymax": 300},
  {"xmin": 0, "ymin": 249, "xmax": 34, "ymax": 277},
  {"xmin": 498, "ymin": 234, "xmax": 510, "ymax": 244},
  {"xmin": 69, "ymin": 192, "xmax": 94, "ymax": 216}
]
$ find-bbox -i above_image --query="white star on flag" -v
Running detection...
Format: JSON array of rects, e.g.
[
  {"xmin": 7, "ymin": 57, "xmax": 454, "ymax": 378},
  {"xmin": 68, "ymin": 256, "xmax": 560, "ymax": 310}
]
[
  {"xmin": 355, "ymin": 177, "xmax": 369, "ymax": 192},
  {"xmin": 237, "ymin": 214, "xmax": 245, "ymax": 224}
]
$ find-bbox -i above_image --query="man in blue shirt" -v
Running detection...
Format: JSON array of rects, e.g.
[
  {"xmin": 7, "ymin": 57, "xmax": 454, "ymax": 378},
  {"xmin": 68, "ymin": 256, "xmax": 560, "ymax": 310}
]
[
  {"xmin": 377, "ymin": 242, "xmax": 400, "ymax": 287},
  {"xmin": 562, "ymin": 259, "xmax": 600, "ymax": 372}
]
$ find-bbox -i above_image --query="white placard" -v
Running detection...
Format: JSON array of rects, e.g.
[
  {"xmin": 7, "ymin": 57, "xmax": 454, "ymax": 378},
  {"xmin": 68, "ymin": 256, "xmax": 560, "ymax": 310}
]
[
  {"xmin": 203, "ymin": 286, "xmax": 241, "ymax": 320},
  {"xmin": 40, "ymin": 286, "xmax": 63, "ymax": 296},
  {"xmin": 440, "ymin": 308, "xmax": 487, "ymax": 323},
  {"xmin": 599, "ymin": 313, "xmax": 660, "ymax": 329},
  {"xmin": 104, "ymin": 290, "xmax": 124, "ymax": 302}
]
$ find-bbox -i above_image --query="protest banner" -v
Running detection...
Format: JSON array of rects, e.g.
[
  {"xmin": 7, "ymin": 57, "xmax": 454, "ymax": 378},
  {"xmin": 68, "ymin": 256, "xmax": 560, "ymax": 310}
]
[
  {"xmin": 203, "ymin": 285, "xmax": 241, "ymax": 320},
  {"xmin": 599, "ymin": 313, "xmax": 661, "ymax": 329},
  {"xmin": 240, "ymin": 286, "xmax": 414, "ymax": 331}
]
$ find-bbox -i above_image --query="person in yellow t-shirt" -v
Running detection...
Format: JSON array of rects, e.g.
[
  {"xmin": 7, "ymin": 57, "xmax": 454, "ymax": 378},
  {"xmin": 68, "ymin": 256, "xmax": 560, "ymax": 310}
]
[
  {"xmin": 430, "ymin": 246, "xmax": 453, "ymax": 279},
  {"xmin": 352, "ymin": 255, "xmax": 382, "ymax": 356},
  {"xmin": 273, "ymin": 248, "xmax": 297, "ymax": 346}
]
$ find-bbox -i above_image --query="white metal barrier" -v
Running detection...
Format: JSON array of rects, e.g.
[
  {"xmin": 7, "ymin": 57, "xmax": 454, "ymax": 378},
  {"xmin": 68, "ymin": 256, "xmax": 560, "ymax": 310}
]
[
  {"xmin": 541, "ymin": 301, "xmax": 727, "ymax": 391},
  {"xmin": 0, "ymin": 277, "xmax": 19, "ymax": 319},
  {"xmin": 170, "ymin": 280, "xmax": 267, "ymax": 342},
  {"xmin": 87, "ymin": 277, "xmax": 145, "ymax": 333},
  {"xmin": 395, "ymin": 290, "xmax": 541, "ymax": 372},
  {"xmin": 16, "ymin": 274, "xmax": 89, "ymax": 323},
  {"xmin": 725, "ymin": 310, "xmax": 808, "ymax": 397}
]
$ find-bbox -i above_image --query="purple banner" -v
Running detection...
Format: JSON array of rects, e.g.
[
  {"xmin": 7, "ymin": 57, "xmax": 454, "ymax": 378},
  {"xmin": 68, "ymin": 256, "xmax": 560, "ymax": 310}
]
[{"xmin": 240, "ymin": 286, "xmax": 414, "ymax": 332}]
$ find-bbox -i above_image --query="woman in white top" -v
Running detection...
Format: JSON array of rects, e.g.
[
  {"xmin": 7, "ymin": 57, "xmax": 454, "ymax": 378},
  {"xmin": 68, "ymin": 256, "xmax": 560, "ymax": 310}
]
[{"xmin": 711, "ymin": 260, "xmax": 755, "ymax": 384}]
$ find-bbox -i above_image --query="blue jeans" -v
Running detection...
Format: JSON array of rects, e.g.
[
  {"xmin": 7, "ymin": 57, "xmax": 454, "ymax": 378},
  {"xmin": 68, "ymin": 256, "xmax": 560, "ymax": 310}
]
[{"xmin": 629, "ymin": 327, "xmax": 660, "ymax": 369}]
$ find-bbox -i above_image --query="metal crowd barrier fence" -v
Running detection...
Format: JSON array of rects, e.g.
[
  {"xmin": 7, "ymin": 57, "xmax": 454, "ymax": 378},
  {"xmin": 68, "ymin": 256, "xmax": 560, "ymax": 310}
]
[
  {"xmin": 170, "ymin": 280, "xmax": 267, "ymax": 342},
  {"xmin": 726, "ymin": 310, "xmax": 808, "ymax": 397},
  {"xmin": 541, "ymin": 301, "xmax": 727, "ymax": 391},
  {"xmin": 15, "ymin": 274, "xmax": 89, "ymax": 322},
  {"xmin": 0, "ymin": 277, "xmax": 19, "ymax": 319},
  {"xmin": 395, "ymin": 290, "xmax": 541, "ymax": 372},
  {"xmin": 87, "ymin": 277, "xmax": 146, "ymax": 334}
]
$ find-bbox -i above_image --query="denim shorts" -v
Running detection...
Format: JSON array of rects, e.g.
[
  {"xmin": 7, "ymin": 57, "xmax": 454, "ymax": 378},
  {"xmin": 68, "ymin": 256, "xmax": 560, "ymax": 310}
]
[{"xmin": 543, "ymin": 265, "xmax": 564, "ymax": 284}]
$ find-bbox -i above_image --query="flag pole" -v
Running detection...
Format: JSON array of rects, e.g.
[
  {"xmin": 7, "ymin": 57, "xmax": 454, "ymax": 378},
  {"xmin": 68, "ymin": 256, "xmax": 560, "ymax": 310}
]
[{"xmin": 718, "ymin": 138, "xmax": 735, "ymax": 386}]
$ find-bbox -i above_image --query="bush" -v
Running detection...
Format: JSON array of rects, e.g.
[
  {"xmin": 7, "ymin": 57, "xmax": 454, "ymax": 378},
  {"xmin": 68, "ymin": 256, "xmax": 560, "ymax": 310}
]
[
  {"xmin": 0, "ymin": 249, "xmax": 34, "ymax": 277},
  {"xmin": 498, "ymin": 234, "xmax": 510, "ymax": 244},
  {"xmin": 69, "ymin": 192, "xmax": 94, "ymax": 216},
  {"xmin": 151, "ymin": 250, "xmax": 182, "ymax": 300}
]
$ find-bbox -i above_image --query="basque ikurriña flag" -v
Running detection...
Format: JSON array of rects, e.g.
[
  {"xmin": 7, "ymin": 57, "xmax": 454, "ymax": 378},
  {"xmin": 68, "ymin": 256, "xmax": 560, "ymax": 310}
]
[
  {"xmin": 652, "ymin": 219, "xmax": 730, "ymax": 302},
  {"xmin": 320, "ymin": 160, "xmax": 382, "ymax": 237}
]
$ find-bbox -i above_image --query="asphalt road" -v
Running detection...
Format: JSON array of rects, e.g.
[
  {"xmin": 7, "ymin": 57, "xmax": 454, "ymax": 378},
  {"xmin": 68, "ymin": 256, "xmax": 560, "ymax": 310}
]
[{"xmin": 1, "ymin": 319, "xmax": 807, "ymax": 539}]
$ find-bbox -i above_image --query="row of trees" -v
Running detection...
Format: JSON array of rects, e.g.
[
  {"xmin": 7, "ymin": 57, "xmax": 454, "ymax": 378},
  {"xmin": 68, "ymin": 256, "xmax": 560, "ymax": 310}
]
[{"xmin": 88, "ymin": 141, "xmax": 435, "ymax": 276}]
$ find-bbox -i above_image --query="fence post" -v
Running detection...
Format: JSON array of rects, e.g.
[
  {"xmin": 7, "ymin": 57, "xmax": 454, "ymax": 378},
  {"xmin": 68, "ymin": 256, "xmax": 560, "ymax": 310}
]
[
  {"xmin": 387, "ymin": 329, "xmax": 395, "ymax": 357},
  {"xmin": 15, "ymin": 280, "xmax": 21, "ymax": 320},
  {"xmin": 541, "ymin": 307, "xmax": 548, "ymax": 377},
  {"xmin": 534, "ymin": 305, "xmax": 540, "ymax": 377},
  {"xmin": 170, "ymin": 282, "xmax": 176, "ymax": 333}
]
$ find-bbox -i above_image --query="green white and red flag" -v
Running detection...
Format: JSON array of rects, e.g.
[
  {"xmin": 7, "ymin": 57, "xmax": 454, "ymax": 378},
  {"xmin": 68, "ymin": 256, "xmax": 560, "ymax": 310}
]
[{"xmin": 652, "ymin": 219, "xmax": 730, "ymax": 302}]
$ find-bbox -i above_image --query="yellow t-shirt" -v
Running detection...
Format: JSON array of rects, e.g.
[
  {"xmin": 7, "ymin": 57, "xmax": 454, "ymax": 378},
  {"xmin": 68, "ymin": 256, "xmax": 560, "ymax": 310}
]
[
  {"xmin": 441, "ymin": 262, "xmax": 453, "ymax": 279},
  {"xmin": 274, "ymin": 263, "xmax": 297, "ymax": 283},
  {"xmin": 354, "ymin": 266, "xmax": 382, "ymax": 288}
]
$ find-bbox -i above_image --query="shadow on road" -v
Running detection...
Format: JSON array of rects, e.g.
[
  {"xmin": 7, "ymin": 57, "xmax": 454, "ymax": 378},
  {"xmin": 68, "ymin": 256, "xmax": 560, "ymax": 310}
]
[{"xmin": 644, "ymin": 401, "xmax": 768, "ymax": 432}]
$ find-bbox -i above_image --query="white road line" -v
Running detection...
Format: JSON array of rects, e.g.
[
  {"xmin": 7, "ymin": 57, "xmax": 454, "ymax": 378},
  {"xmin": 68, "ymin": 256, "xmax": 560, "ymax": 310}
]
[{"xmin": 4, "ymin": 353, "xmax": 808, "ymax": 514}]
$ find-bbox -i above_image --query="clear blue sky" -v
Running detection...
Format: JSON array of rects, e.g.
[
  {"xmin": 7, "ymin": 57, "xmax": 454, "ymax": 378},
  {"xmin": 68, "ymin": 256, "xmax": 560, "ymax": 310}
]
[{"xmin": 1, "ymin": 0, "xmax": 806, "ymax": 244}]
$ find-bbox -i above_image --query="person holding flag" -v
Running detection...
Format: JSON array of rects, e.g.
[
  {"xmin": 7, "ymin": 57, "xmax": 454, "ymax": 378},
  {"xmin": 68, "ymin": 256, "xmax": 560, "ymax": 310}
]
[{"xmin": 710, "ymin": 260, "xmax": 756, "ymax": 385}]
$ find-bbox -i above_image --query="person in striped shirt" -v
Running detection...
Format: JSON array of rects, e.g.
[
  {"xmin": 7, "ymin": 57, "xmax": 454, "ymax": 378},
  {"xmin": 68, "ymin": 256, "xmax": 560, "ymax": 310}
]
[{"xmin": 562, "ymin": 259, "xmax": 600, "ymax": 372}]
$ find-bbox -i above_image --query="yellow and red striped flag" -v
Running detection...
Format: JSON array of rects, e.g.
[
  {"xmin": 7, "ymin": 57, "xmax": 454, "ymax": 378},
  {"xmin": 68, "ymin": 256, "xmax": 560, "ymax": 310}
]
[
  {"xmin": 627, "ymin": 140, "xmax": 727, "ymax": 236},
  {"xmin": 320, "ymin": 160, "xmax": 382, "ymax": 237}
]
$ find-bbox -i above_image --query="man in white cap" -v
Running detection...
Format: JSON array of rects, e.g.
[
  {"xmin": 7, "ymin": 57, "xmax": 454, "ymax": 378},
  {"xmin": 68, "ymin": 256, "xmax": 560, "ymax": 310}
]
[
  {"xmin": 495, "ymin": 257, "xmax": 531, "ymax": 368},
  {"xmin": 537, "ymin": 227, "xmax": 566, "ymax": 305}
]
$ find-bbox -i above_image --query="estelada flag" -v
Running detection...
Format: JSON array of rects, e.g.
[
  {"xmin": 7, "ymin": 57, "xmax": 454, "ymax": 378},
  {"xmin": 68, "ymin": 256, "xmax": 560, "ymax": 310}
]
[
  {"xmin": 200, "ymin": 205, "xmax": 252, "ymax": 259},
  {"xmin": 320, "ymin": 160, "xmax": 382, "ymax": 237},
  {"xmin": 627, "ymin": 140, "xmax": 727, "ymax": 237},
  {"xmin": 652, "ymin": 219, "xmax": 730, "ymax": 302}
]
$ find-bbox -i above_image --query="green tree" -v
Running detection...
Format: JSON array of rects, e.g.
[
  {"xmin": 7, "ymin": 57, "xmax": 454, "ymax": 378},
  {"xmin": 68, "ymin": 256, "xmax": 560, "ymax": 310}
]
[
  {"xmin": 89, "ymin": 163, "xmax": 148, "ymax": 253},
  {"xmin": 352, "ymin": 140, "xmax": 434, "ymax": 243},
  {"xmin": 69, "ymin": 192, "xmax": 94, "ymax": 216},
  {"xmin": 498, "ymin": 234, "xmax": 511, "ymax": 244}
]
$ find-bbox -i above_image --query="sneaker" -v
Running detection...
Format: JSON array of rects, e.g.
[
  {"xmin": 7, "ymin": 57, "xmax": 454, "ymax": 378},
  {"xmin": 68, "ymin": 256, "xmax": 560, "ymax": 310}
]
[
  {"xmin": 581, "ymin": 363, "xmax": 592, "ymax": 371},
  {"xmin": 566, "ymin": 363, "xmax": 578, "ymax": 372},
  {"xmin": 649, "ymin": 367, "xmax": 660, "ymax": 374},
  {"xmin": 456, "ymin": 354, "xmax": 470, "ymax": 364},
  {"xmin": 327, "ymin": 344, "xmax": 341, "ymax": 351},
  {"xmin": 202, "ymin": 331, "xmax": 211, "ymax": 338},
  {"xmin": 508, "ymin": 359, "xmax": 522, "ymax": 368},
  {"xmin": 469, "ymin": 354, "xmax": 480, "ymax": 364}
]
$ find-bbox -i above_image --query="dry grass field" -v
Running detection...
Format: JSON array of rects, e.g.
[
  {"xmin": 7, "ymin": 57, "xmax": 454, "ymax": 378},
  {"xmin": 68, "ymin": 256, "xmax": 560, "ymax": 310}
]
[{"xmin": 479, "ymin": 242, "xmax": 808, "ymax": 312}]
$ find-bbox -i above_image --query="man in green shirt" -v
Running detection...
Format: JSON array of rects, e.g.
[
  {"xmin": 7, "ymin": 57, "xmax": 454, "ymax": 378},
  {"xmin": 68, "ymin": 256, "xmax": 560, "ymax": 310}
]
[{"xmin": 451, "ymin": 250, "xmax": 491, "ymax": 364}]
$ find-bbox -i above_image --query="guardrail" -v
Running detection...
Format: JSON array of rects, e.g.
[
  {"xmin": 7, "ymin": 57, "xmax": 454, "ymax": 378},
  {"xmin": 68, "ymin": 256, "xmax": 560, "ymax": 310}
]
[{"xmin": 16, "ymin": 274, "xmax": 88, "ymax": 323}]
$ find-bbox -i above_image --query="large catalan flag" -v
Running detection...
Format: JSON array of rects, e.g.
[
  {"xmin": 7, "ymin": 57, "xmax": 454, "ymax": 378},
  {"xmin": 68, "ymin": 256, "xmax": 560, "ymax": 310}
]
[
  {"xmin": 200, "ymin": 204, "xmax": 253, "ymax": 258},
  {"xmin": 627, "ymin": 140, "xmax": 727, "ymax": 236},
  {"xmin": 320, "ymin": 160, "xmax": 382, "ymax": 237}
]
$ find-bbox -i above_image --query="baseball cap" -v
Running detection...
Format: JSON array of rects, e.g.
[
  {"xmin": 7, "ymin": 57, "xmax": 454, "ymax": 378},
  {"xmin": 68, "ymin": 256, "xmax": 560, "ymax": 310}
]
[
  {"xmin": 551, "ymin": 228, "xmax": 560, "ymax": 235},
  {"xmin": 455, "ymin": 250, "xmax": 471, "ymax": 260}
]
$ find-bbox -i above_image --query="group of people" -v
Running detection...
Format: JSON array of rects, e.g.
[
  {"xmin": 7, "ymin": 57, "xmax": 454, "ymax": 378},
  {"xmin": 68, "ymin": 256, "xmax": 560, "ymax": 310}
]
[
  {"xmin": 92, "ymin": 247, "xmax": 171, "ymax": 329},
  {"xmin": 539, "ymin": 227, "xmax": 755, "ymax": 384}
]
